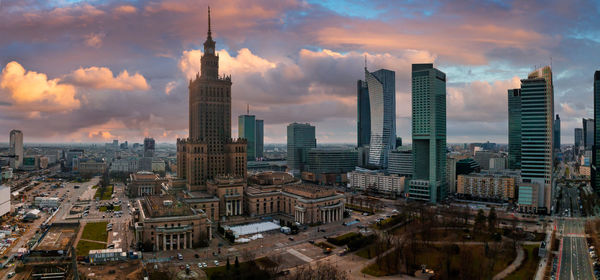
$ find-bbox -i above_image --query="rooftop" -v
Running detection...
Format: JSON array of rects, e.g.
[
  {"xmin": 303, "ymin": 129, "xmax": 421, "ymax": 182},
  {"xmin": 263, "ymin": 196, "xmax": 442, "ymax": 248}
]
[
  {"xmin": 142, "ymin": 195, "xmax": 195, "ymax": 218},
  {"xmin": 283, "ymin": 184, "xmax": 337, "ymax": 199}
]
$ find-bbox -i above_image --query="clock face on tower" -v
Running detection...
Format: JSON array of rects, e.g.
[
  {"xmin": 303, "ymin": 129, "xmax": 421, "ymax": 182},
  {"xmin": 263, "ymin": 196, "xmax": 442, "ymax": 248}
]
[{"xmin": 207, "ymin": 47, "xmax": 214, "ymax": 54}]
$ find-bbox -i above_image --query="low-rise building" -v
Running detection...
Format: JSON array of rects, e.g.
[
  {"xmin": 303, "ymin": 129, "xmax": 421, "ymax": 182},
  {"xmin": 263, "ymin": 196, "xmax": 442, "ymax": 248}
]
[
  {"xmin": 110, "ymin": 157, "xmax": 139, "ymax": 173},
  {"xmin": 244, "ymin": 184, "xmax": 345, "ymax": 225},
  {"xmin": 78, "ymin": 160, "xmax": 107, "ymax": 175},
  {"xmin": 134, "ymin": 195, "xmax": 211, "ymax": 251},
  {"xmin": 206, "ymin": 176, "xmax": 245, "ymax": 217},
  {"xmin": 0, "ymin": 185, "xmax": 10, "ymax": 217},
  {"xmin": 34, "ymin": 197, "xmax": 60, "ymax": 208},
  {"xmin": 517, "ymin": 182, "xmax": 540, "ymax": 213},
  {"xmin": 347, "ymin": 171, "xmax": 406, "ymax": 197},
  {"xmin": 456, "ymin": 173, "xmax": 517, "ymax": 201},
  {"xmin": 127, "ymin": 171, "xmax": 168, "ymax": 197}
]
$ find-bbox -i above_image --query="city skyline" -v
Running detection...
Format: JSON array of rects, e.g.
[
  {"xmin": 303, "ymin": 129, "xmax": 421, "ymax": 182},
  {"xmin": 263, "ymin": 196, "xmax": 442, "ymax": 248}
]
[{"xmin": 1, "ymin": 0, "xmax": 600, "ymax": 144}]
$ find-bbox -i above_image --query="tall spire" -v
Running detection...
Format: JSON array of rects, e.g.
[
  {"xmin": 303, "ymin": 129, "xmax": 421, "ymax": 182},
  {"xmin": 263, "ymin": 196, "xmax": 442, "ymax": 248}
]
[{"xmin": 207, "ymin": 6, "xmax": 212, "ymax": 38}]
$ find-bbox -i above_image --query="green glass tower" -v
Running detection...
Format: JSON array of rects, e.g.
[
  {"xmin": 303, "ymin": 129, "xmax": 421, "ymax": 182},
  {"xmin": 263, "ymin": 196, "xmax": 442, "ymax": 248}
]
[
  {"xmin": 592, "ymin": 71, "xmax": 600, "ymax": 193},
  {"xmin": 238, "ymin": 114, "xmax": 256, "ymax": 160},
  {"xmin": 409, "ymin": 63, "xmax": 447, "ymax": 203},
  {"xmin": 508, "ymin": 89, "xmax": 521, "ymax": 169}
]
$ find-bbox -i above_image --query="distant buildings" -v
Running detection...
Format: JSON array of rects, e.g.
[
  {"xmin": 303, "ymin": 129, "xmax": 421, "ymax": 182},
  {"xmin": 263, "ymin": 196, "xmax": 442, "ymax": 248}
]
[
  {"xmin": 584, "ymin": 118, "xmax": 594, "ymax": 150},
  {"xmin": 446, "ymin": 157, "xmax": 458, "ymax": 193},
  {"xmin": 575, "ymin": 128, "xmax": 584, "ymax": 149},
  {"xmin": 592, "ymin": 71, "xmax": 600, "ymax": 193},
  {"xmin": 474, "ymin": 151, "xmax": 499, "ymax": 170},
  {"xmin": 357, "ymin": 80, "xmax": 370, "ymax": 148},
  {"xmin": 9, "ymin": 129, "xmax": 23, "ymax": 169},
  {"xmin": 65, "ymin": 149, "xmax": 84, "ymax": 171},
  {"xmin": 286, "ymin": 123, "xmax": 316, "ymax": 173},
  {"xmin": 409, "ymin": 63, "xmax": 447, "ymax": 203},
  {"xmin": 508, "ymin": 89, "xmax": 522, "ymax": 169},
  {"xmin": 365, "ymin": 69, "xmax": 396, "ymax": 168},
  {"xmin": 144, "ymin": 137, "xmax": 155, "ymax": 157},
  {"xmin": 519, "ymin": 66, "xmax": 554, "ymax": 214}
]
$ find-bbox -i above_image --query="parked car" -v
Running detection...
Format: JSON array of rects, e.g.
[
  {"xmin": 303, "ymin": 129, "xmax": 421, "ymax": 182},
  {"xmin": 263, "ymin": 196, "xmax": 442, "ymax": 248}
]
[
  {"xmin": 177, "ymin": 253, "xmax": 183, "ymax": 260},
  {"xmin": 214, "ymin": 260, "xmax": 219, "ymax": 266}
]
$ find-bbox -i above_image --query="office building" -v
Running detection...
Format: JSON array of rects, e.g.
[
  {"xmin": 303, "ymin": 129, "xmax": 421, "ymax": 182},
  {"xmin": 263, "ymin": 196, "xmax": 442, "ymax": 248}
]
[
  {"xmin": 305, "ymin": 148, "xmax": 358, "ymax": 176},
  {"xmin": 508, "ymin": 89, "xmax": 522, "ymax": 169},
  {"xmin": 409, "ymin": 63, "xmax": 447, "ymax": 203},
  {"xmin": 489, "ymin": 157, "xmax": 507, "ymax": 171},
  {"xmin": 144, "ymin": 137, "xmax": 155, "ymax": 157},
  {"xmin": 357, "ymin": 80, "xmax": 370, "ymax": 147},
  {"xmin": 365, "ymin": 68, "xmax": 396, "ymax": 168},
  {"xmin": 474, "ymin": 151, "xmax": 499, "ymax": 170},
  {"xmin": 584, "ymin": 118, "xmax": 594, "ymax": 150},
  {"xmin": 0, "ymin": 185, "xmax": 9, "ymax": 217},
  {"xmin": 388, "ymin": 147, "xmax": 412, "ymax": 177},
  {"xmin": 9, "ymin": 130, "xmax": 23, "ymax": 169},
  {"xmin": 65, "ymin": 149, "xmax": 84, "ymax": 171},
  {"xmin": 593, "ymin": 71, "xmax": 600, "ymax": 193},
  {"xmin": 256, "ymin": 119, "xmax": 264, "ymax": 159},
  {"xmin": 446, "ymin": 157, "xmax": 457, "ymax": 193},
  {"xmin": 456, "ymin": 158, "xmax": 480, "ymax": 175},
  {"xmin": 286, "ymin": 123, "xmax": 316, "ymax": 173},
  {"xmin": 519, "ymin": 66, "xmax": 554, "ymax": 214},
  {"xmin": 457, "ymin": 173, "xmax": 517, "ymax": 201},
  {"xmin": 575, "ymin": 128, "xmax": 584, "ymax": 148},
  {"xmin": 553, "ymin": 114, "xmax": 560, "ymax": 151},
  {"xmin": 177, "ymin": 9, "xmax": 247, "ymax": 191},
  {"xmin": 238, "ymin": 114, "xmax": 256, "ymax": 160}
]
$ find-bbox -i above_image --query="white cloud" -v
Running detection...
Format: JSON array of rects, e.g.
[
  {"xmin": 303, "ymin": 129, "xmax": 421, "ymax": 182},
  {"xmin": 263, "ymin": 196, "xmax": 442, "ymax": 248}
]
[{"xmin": 65, "ymin": 66, "xmax": 150, "ymax": 91}]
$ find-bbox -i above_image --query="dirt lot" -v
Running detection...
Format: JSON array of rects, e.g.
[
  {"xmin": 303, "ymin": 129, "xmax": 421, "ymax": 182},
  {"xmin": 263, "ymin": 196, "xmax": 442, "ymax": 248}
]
[{"xmin": 78, "ymin": 260, "xmax": 142, "ymax": 280}]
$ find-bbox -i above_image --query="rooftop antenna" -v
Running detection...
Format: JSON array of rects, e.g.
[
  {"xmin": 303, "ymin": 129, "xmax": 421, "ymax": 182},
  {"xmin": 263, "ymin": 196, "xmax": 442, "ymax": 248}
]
[
  {"xmin": 364, "ymin": 54, "xmax": 367, "ymax": 70},
  {"xmin": 247, "ymin": 104, "xmax": 249, "ymax": 115}
]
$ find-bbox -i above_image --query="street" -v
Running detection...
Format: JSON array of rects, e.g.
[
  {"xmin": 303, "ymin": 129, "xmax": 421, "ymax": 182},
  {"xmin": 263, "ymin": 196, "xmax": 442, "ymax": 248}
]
[{"xmin": 557, "ymin": 219, "xmax": 594, "ymax": 280}]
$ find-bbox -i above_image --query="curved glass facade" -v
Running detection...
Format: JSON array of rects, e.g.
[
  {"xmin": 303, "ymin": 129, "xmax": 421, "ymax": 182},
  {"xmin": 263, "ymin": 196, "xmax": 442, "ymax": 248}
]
[{"xmin": 365, "ymin": 69, "xmax": 396, "ymax": 168}]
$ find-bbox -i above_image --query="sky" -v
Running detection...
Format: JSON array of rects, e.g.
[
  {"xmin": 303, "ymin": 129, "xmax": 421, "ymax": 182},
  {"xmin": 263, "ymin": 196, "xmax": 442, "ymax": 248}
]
[{"xmin": 1, "ymin": 0, "xmax": 599, "ymax": 144}]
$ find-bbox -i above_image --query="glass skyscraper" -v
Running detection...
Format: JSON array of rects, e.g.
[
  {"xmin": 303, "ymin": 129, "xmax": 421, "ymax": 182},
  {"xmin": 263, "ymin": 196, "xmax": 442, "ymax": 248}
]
[
  {"xmin": 575, "ymin": 128, "xmax": 583, "ymax": 148},
  {"xmin": 365, "ymin": 68, "xmax": 396, "ymax": 168},
  {"xmin": 409, "ymin": 64, "xmax": 446, "ymax": 203},
  {"xmin": 238, "ymin": 115, "xmax": 256, "ymax": 160},
  {"xmin": 508, "ymin": 89, "xmax": 521, "ymax": 170},
  {"xmin": 520, "ymin": 66, "xmax": 553, "ymax": 214},
  {"xmin": 553, "ymin": 114, "xmax": 560, "ymax": 151},
  {"xmin": 255, "ymin": 119, "xmax": 264, "ymax": 159},
  {"xmin": 357, "ymin": 80, "xmax": 370, "ymax": 148},
  {"xmin": 287, "ymin": 123, "xmax": 316, "ymax": 173},
  {"xmin": 584, "ymin": 118, "xmax": 594, "ymax": 150},
  {"xmin": 592, "ymin": 71, "xmax": 600, "ymax": 193}
]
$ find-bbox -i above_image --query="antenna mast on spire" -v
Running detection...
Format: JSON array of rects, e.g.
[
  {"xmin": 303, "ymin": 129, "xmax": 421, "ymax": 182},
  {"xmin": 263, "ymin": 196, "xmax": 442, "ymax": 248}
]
[
  {"xmin": 207, "ymin": 6, "xmax": 212, "ymax": 37},
  {"xmin": 247, "ymin": 104, "xmax": 249, "ymax": 115},
  {"xmin": 364, "ymin": 54, "xmax": 367, "ymax": 69}
]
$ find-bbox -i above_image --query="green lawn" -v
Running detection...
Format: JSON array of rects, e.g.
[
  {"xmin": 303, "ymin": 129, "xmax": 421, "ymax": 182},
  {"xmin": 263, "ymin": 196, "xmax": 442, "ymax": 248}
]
[
  {"xmin": 76, "ymin": 240, "xmax": 105, "ymax": 256},
  {"xmin": 94, "ymin": 185, "xmax": 113, "ymax": 200},
  {"xmin": 81, "ymin": 222, "xmax": 108, "ymax": 242},
  {"xmin": 505, "ymin": 245, "xmax": 540, "ymax": 280}
]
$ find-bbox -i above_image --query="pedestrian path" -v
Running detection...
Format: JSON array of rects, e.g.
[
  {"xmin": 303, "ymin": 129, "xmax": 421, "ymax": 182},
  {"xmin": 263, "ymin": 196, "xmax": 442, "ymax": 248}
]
[{"xmin": 492, "ymin": 244, "xmax": 525, "ymax": 280}]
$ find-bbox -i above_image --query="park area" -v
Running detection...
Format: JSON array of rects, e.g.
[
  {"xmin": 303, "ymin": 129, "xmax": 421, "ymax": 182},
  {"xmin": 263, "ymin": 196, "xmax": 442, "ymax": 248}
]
[
  {"xmin": 94, "ymin": 185, "xmax": 113, "ymax": 200},
  {"xmin": 76, "ymin": 222, "xmax": 108, "ymax": 256}
]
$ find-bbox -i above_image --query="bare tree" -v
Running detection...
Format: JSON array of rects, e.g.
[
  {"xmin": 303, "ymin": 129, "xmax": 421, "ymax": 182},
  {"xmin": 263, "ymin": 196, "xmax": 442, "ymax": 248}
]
[{"xmin": 285, "ymin": 262, "xmax": 348, "ymax": 280}]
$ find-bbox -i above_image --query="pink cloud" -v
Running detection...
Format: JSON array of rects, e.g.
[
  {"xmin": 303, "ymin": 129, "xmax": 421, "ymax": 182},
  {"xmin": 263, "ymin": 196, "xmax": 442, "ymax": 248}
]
[{"xmin": 65, "ymin": 66, "xmax": 150, "ymax": 91}]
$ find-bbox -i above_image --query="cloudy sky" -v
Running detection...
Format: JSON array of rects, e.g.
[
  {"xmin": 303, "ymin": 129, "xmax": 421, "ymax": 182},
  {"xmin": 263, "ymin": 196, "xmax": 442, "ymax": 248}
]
[{"xmin": 1, "ymin": 0, "xmax": 599, "ymax": 144}]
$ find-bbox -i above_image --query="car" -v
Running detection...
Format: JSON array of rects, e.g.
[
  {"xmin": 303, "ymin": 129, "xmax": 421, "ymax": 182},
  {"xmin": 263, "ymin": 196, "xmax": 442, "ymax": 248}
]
[
  {"xmin": 308, "ymin": 240, "xmax": 315, "ymax": 244},
  {"xmin": 197, "ymin": 263, "xmax": 203, "ymax": 268},
  {"xmin": 194, "ymin": 254, "xmax": 199, "ymax": 258},
  {"xmin": 177, "ymin": 253, "xmax": 183, "ymax": 260},
  {"xmin": 288, "ymin": 237, "xmax": 294, "ymax": 241},
  {"xmin": 202, "ymin": 262, "xmax": 208, "ymax": 267},
  {"xmin": 214, "ymin": 260, "xmax": 219, "ymax": 266},
  {"xmin": 7, "ymin": 272, "xmax": 15, "ymax": 278}
]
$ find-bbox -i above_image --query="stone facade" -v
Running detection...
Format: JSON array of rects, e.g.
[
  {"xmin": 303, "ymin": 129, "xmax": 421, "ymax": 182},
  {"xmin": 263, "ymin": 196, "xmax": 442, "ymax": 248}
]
[
  {"xmin": 134, "ymin": 196, "xmax": 211, "ymax": 251},
  {"xmin": 127, "ymin": 171, "xmax": 168, "ymax": 197},
  {"xmin": 244, "ymin": 184, "xmax": 345, "ymax": 225}
]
